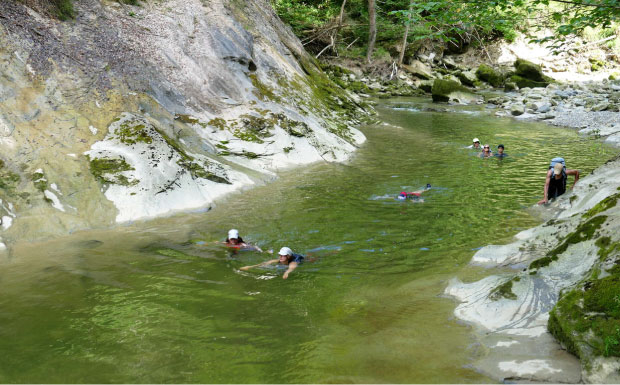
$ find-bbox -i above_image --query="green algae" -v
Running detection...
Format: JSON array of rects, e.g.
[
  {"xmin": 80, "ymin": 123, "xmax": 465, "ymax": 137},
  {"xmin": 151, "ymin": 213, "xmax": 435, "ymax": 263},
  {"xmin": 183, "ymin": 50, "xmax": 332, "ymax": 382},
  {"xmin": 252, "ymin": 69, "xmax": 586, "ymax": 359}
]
[
  {"xmin": 31, "ymin": 172, "xmax": 48, "ymax": 192},
  {"xmin": 88, "ymin": 157, "xmax": 137, "ymax": 186},
  {"xmin": 490, "ymin": 276, "xmax": 520, "ymax": 301},
  {"xmin": 250, "ymin": 73, "xmax": 281, "ymax": 102},
  {"xmin": 529, "ymin": 215, "xmax": 608, "ymax": 270},
  {"xmin": 116, "ymin": 121, "xmax": 153, "ymax": 145},
  {"xmin": 175, "ymin": 114, "xmax": 207, "ymax": 128},
  {"xmin": 0, "ymin": 163, "xmax": 21, "ymax": 192},
  {"xmin": 208, "ymin": 118, "xmax": 228, "ymax": 130},
  {"xmin": 583, "ymin": 193, "xmax": 620, "ymax": 219}
]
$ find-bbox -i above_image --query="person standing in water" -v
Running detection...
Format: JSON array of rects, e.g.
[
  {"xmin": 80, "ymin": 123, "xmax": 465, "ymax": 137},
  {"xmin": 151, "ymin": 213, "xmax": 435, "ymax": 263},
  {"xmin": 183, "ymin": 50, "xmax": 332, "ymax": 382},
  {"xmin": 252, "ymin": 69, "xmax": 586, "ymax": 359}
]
[
  {"xmin": 467, "ymin": 138, "xmax": 482, "ymax": 150},
  {"xmin": 479, "ymin": 144, "xmax": 493, "ymax": 158},
  {"xmin": 494, "ymin": 144, "xmax": 508, "ymax": 158},
  {"xmin": 225, "ymin": 229, "xmax": 263, "ymax": 252},
  {"xmin": 538, "ymin": 161, "xmax": 580, "ymax": 205},
  {"xmin": 240, "ymin": 247, "xmax": 303, "ymax": 279}
]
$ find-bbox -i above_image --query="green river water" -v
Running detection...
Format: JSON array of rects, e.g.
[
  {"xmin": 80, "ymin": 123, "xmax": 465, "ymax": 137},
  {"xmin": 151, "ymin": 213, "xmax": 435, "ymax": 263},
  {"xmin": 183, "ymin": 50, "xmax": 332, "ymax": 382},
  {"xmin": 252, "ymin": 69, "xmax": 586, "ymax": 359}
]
[{"xmin": 1, "ymin": 98, "xmax": 617, "ymax": 383}]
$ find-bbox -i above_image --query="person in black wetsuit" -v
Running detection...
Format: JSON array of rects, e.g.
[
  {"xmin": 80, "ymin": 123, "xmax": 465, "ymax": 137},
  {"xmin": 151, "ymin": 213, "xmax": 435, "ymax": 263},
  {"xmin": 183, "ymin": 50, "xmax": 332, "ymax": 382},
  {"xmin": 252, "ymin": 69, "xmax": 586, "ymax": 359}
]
[
  {"xmin": 537, "ymin": 162, "xmax": 580, "ymax": 205},
  {"xmin": 239, "ymin": 247, "xmax": 303, "ymax": 279}
]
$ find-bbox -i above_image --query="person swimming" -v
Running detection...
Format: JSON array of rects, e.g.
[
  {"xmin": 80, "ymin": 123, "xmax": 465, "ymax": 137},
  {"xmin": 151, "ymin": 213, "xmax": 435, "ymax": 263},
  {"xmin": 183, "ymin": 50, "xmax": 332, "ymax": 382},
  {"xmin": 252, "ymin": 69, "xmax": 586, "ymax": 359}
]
[
  {"xmin": 225, "ymin": 229, "xmax": 263, "ymax": 252},
  {"xmin": 397, "ymin": 184, "xmax": 431, "ymax": 201},
  {"xmin": 240, "ymin": 247, "xmax": 303, "ymax": 279}
]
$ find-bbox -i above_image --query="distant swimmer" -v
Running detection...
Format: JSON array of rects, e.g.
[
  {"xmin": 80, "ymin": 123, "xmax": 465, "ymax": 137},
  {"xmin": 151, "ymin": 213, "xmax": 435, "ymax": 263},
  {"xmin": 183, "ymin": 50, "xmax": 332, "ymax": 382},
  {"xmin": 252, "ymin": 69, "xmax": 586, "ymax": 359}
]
[
  {"xmin": 225, "ymin": 229, "xmax": 263, "ymax": 252},
  {"xmin": 494, "ymin": 144, "xmax": 508, "ymax": 158},
  {"xmin": 240, "ymin": 247, "xmax": 303, "ymax": 279},
  {"xmin": 397, "ymin": 184, "xmax": 431, "ymax": 202},
  {"xmin": 466, "ymin": 138, "xmax": 482, "ymax": 150},
  {"xmin": 479, "ymin": 144, "xmax": 493, "ymax": 158}
]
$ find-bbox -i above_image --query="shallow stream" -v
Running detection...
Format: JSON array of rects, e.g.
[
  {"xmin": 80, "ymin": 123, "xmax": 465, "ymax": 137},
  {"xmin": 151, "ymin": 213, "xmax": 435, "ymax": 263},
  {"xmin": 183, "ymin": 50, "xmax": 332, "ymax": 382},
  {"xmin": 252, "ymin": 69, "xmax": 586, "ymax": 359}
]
[{"xmin": 1, "ymin": 98, "xmax": 617, "ymax": 383}]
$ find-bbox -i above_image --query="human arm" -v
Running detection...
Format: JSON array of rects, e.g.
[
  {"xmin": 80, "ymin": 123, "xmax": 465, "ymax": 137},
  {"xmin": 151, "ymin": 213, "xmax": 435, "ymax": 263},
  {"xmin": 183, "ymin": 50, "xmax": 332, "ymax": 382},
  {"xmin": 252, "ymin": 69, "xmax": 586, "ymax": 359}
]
[
  {"xmin": 537, "ymin": 170, "xmax": 553, "ymax": 205},
  {"xmin": 566, "ymin": 169, "xmax": 580, "ymax": 189},
  {"xmin": 282, "ymin": 262, "xmax": 298, "ymax": 279},
  {"xmin": 239, "ymin": 259, "xmax": 278, "ymax": 271}
]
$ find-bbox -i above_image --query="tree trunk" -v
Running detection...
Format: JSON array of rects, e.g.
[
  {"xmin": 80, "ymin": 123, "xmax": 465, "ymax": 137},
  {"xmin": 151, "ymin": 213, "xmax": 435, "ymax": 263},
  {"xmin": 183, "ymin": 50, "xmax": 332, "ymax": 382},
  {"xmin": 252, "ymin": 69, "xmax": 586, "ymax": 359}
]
[
  {"xmin": 398, "ymin": 2, "xmax": 413, "ymax": 66},
  {"xmin": 366, "ymin": 0, "xmax": 376, "ymax": 64}
]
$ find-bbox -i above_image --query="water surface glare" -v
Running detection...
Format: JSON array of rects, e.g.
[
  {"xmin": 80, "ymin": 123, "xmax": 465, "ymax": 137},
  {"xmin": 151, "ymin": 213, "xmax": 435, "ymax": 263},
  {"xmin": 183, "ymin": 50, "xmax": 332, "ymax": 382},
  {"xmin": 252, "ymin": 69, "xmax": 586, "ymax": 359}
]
[{"xmin": 1, "ymin": 98, "xmax": 617, "ymax": 383}]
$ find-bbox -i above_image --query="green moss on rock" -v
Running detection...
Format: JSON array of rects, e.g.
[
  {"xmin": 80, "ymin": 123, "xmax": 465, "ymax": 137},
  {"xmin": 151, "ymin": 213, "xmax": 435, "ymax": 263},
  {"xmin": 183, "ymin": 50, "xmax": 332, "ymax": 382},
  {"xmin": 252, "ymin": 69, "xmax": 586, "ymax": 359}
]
[
  {"xmin": 583, "ymin": 193, "xmax": 620, "ymax": 219},
  {"xmin": 548, "ymin": 215, "xmax": 608, "ymax": 258},
  {"xmin": 431, "ymin": 79, "xmax": 473, "ymax": 102},
  {"xmin": 116, "ymin": 121, "xmax": 153, "ymax": 145},
  {"xmin": 88, "ymin": 157, "xmax": 137, "ymax": 186},
  {"xmin": 490, "ymin": 276, "xmax": 520, "ymax": 300},
  {"xmin": 250, "ymin": 73, "xmax": 280, "ymax": 102},
  {"xmin": 475, "ymin": 64, "xmax": 503, "ymax": 87}
]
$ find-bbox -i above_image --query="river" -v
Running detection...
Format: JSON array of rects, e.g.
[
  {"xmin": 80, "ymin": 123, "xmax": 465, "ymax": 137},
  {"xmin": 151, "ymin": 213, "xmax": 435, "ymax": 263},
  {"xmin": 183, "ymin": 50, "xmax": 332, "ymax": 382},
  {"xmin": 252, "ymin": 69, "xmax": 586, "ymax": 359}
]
[{"xmin": 1, "ymin": 97, "xmax": 616, "ymax": 383}]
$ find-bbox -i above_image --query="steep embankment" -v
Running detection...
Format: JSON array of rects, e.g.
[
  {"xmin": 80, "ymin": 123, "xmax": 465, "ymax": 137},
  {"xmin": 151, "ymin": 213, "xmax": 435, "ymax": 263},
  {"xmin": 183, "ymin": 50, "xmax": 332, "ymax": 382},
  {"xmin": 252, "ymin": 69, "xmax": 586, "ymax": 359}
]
[{"xmin": 0, "ymin": 0, "xmax": 369, "ymax": 247}]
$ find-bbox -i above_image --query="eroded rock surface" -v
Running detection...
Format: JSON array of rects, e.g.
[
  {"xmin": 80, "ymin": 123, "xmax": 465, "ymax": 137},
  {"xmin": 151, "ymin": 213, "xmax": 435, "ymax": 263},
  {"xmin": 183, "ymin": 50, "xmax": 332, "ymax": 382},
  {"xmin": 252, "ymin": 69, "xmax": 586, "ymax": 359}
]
[{"xmin": 0, "ymin": 0, "xmax": 368, "ymax": 245}]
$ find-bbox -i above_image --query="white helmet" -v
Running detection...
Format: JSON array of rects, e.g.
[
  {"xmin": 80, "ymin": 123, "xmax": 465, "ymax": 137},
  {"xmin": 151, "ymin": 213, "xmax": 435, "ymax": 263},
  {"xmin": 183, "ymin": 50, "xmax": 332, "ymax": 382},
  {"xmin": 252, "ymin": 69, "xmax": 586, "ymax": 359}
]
[{"xmin": 278, "ymin": 247, "xmax": 293, "ymax": 256}]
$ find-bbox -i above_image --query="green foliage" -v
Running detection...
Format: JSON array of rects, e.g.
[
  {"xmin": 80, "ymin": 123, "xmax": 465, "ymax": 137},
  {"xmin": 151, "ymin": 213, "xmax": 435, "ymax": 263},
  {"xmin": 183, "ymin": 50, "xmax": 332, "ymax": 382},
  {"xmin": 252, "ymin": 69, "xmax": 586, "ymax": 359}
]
[
  {"xmin": 51, "ymin": 0, "xmax": 74, "ymax": 20},
  {"xmin": 271, "ymin": 0, "xmax": 525, "ymax": 61}
]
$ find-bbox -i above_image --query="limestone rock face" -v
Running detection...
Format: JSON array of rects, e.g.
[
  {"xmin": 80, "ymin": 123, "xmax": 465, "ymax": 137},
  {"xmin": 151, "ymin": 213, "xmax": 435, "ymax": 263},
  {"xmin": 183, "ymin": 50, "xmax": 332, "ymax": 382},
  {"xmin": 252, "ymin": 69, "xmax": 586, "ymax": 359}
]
[{"xmin": 0, "ymin": 0, "xmax": 368, "ymax": 244}]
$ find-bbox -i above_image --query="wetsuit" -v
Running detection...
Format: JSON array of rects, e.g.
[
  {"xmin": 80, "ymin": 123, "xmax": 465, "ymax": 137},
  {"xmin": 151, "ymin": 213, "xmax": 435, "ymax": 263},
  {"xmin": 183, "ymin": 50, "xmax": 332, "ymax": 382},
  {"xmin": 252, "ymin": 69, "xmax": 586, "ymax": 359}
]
[
  {"xmin": 290, "ymin": 253, "xmax": 304, "ymax": 263},
  {"xmin": 547, "ymin": 173, "xmax": 567, "ymax": 200}
]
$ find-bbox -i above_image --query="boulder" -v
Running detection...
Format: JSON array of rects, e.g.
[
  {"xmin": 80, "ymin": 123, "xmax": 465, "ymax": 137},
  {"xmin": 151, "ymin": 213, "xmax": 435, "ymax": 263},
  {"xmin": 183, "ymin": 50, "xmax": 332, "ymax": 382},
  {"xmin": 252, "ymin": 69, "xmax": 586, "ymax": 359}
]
[
  {"xmin": 431, "ymin": 79, "xmax": 480, "ymax": 104},
  {"xmin": 475, "ymin": 64, "xmax": 503, "ymax": 87},
  {"xmin": 456, "ymin": 70, "xmax": 477, "ymax": 87},
  {"xmin": 441, "ymin": 56, "xmax": 460, "ymax": 70},
  {"xmin": 401, "ymin": 60, "xmax": 433, "ymax": 80},
  {"xmin": 510, "ymin": 104, "xmax": 525, "ymax": 116},
  {"xmin": 514, "ymin": 58, "xmax": 552, "ymax": 87},
  {"xmin": 509, "ymin": 75, "xmax": 548, "ymax": 89},
  {"xmin": 504, "ymin": 82, "xmax": 517, "ymax": 92},
  {"xmin": 419, "ymin": 79, "xmax": 434, "ymax": 93}
]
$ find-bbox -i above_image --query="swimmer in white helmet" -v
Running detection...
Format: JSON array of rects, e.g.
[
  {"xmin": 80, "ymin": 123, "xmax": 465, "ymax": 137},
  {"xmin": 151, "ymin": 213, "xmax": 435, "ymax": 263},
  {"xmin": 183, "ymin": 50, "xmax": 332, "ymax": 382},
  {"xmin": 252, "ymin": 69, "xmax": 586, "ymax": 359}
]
[{"xmin": 240, "ymin": 247, "xmax": 304, "ymax": 279}]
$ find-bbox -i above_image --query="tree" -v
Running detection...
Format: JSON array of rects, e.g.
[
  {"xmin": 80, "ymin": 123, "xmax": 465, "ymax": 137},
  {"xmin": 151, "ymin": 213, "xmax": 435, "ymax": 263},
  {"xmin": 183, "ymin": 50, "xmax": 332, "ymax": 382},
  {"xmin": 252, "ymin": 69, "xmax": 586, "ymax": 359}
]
[
  {"xmin": 398, "ymin": 1, "xmax": 413, "ymax": 65},
  {"xmin": 366, "ymin": 0, "xmax": 377, "ymax": 63}
]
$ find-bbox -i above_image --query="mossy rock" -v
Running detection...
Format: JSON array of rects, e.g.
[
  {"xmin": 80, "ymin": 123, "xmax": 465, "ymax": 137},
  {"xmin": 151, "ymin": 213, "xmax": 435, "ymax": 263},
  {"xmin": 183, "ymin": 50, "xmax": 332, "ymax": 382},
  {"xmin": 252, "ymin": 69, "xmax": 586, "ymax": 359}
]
[
  {"xmin": 514, "ymin": 58, "xmax": 546, "ymax": 81},
  {"xmin": 431, "ymin": 79, "xmax": 477, "ymax": 103},
  {"xmin": 475, "ymin": 64, "xmax": 503, "ymax": 87},
  {"xmin": 509, "ymin": 75, "xmax": 548, "ymax": 89}
]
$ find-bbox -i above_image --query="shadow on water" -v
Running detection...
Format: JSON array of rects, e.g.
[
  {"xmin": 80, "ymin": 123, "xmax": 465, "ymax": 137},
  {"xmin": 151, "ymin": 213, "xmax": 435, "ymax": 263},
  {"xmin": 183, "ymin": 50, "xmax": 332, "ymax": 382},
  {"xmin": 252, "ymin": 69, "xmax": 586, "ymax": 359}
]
[{"xmin": 0, "ymin": 97, "xmax": 617, "ymax": 383}]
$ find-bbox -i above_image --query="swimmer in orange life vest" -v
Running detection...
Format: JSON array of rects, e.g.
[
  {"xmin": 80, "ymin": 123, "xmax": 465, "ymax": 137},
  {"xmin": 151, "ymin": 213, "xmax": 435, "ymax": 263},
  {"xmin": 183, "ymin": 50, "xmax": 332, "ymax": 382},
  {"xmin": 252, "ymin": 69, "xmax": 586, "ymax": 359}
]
[{"xmin": 225, "ymin": 229, "xmax": 263, "ymax": 252}]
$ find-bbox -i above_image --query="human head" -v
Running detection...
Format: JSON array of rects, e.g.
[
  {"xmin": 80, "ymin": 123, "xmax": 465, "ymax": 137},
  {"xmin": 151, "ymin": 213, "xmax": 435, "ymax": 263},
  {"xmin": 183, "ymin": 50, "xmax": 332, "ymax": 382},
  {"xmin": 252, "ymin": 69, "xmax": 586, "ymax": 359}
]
[
  {"xmin": 483, "ymin": 144, "xmax": 490, "ymax": 152},
  {"xmin": 472, "ymin": 138, "xmax": 480, "ymax": 148},
  {"xmin": 227, "ymin": 229, "xmax": 240, "ymax": 244},
  {"xmin": 553, "ymin": 162, "xmax": 564, "ymax": 177},
  {"xmin": 497, "ymin": 144, "xmax": 504, "ymax": 153},
  {"xmin": 278, "ymin": 247, "xmax": 293, "ymax": 263}
]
